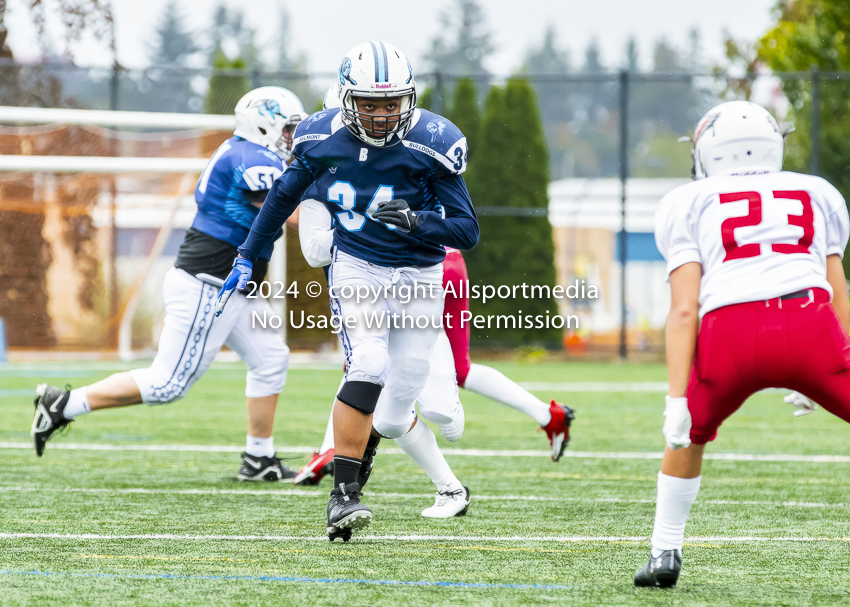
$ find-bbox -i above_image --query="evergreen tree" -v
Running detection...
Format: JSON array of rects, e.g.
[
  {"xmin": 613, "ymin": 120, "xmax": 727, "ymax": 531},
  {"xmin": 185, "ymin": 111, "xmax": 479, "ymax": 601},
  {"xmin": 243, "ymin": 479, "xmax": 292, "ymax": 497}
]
[
  {"xmin": 464, "ymin": 81, "xmax": 560, "ymax": 345},
  {"xmin": 208, "ymin": 4, "xmax": 261, "ymax": 70},
  {"xmin": 149, "ymin": 0, "xmax": 197, "ymax": 67},
  {"xmin": 0, "ymin": 1, "xmax": 13, "ymax": 60},
  {"xmin": 628, "ymin": 36, "xmax": 702, "ymax": 178},
  {"xmin": 275, "ymin": 8, "xmax": 296, "ymax": 72},
  {"xmin": 583, "ymin": 39, "xmax": 604, "ymax": 73},
  {"xmin": 757, "ymin": 0, "xmax": 850, "ymax": 269},
  {"xmin": 652, "ymin": 38, "xmax": 682, "ymax": 72},
  {"xmin": 686, "ymin": 28, "xmax": 703, "ymax": 73},
  {"xmin": 418, "ymin": 87, "xmax": 434, "ymax": 111},
  {"xmin": 522, "ymin": 26, "xmax": 571, "ymax": 179},
  {"xmin": 447, "ymin": 78, "xmax": 479, "ymax": 160},
  {"xmin": 205, "ymin": 51, "xmax": 248, "ymax": 115},
  {"xmin": 425, "ymin": 0, "xmax": 493, "ymax": 75},
  {"xmin": 624, "ymin": 37, "xmax": 639, "ymax": 72}
]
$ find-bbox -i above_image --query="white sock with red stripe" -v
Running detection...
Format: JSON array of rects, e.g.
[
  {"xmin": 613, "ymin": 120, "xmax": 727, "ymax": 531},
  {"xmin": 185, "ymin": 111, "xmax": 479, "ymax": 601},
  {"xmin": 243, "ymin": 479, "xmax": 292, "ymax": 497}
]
[
  {"xmin": 463, "ymin": 363, "xmax": 552, "ymax": 426},
  {"xmin": 650, "ymin": 472, "xmax": 701, "ymax": 556}
]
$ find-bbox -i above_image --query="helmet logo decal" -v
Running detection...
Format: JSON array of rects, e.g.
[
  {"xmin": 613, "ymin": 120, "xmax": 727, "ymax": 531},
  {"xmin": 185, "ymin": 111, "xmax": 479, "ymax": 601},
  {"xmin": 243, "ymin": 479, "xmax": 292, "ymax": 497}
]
[
  {"xmin": 253, "ymin": 99, "xmax": 284, "ymax": 122},
  {"xmin": 406, "ymin": 58, "xmax": 413, "ymax": 84},
  {"xmin": 306, "ymin": 110, "xmax": 328, "ymax": 130},
  {"xmin": 694, "ymin": 113, "xmax": 719, "ymax": 145},
  {"xmin": 339, "ymin": 57, "xmax": 357, "ymax": 86},
  {"xmin": 426, "ymin": 120, "xmax": 446, "ymax": 143}
]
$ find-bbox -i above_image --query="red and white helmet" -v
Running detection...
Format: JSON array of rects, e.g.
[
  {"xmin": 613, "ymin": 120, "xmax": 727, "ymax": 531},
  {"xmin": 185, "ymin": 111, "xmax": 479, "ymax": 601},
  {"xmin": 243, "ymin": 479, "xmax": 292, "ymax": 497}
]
[
  {"xmin": 337, "ymin": 41, "xmax": 416, "ymax": 147},
  {"xmin": 692, "ymin": 100, "xmax": 784, "ymax": 179},
  {"xmin": 233, "ymin": 86, "xmax": 308, "ymax": 161}
]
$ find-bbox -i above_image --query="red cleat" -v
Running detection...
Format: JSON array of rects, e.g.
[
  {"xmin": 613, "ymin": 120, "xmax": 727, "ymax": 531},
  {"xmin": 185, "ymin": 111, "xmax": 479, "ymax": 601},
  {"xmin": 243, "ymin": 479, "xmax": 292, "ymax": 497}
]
[
  {"xmin": 293, "ymin": 449, "xmax": 335, "ymax": 486},
  {"xmin": 540, "ymin": 400, "xmax": 575, "ymax": 462}
]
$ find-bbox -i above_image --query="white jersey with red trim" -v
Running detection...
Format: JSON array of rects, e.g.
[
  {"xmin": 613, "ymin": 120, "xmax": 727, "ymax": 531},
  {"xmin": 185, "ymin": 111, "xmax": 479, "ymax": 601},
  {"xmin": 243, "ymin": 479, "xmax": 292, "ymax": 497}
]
[{"xmin": 655, "ymin": 170, "xmax": 849, "ymax": 317}]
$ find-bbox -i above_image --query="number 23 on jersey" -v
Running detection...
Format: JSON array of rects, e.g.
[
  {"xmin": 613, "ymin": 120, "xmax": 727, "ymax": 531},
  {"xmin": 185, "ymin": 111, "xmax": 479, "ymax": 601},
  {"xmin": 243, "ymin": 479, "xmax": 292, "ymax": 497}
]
[{"xmin": 720, "ymin": 190, "xmax": 814, "ymax": 262}]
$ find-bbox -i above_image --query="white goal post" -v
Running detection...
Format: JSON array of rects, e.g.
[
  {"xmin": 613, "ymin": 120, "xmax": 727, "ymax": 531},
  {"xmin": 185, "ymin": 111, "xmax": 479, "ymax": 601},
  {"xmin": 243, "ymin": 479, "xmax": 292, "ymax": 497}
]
[{"xmin": 0, "ymin": 106, "xmax": 286, "ymax": 359}]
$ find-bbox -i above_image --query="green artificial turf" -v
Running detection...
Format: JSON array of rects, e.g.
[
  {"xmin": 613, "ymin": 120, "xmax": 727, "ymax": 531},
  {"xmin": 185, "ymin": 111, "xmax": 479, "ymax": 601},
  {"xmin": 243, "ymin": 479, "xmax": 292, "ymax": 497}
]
[{"xmin": 0, "ymin": 361, "xmax": 847, "ymax": 606}]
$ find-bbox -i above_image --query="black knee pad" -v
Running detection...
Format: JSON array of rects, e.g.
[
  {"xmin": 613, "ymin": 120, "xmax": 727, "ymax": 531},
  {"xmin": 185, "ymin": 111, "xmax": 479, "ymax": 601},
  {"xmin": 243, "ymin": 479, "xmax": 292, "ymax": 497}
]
[{"xmin": 337, "ymin": 380, "xmax": 383, "ymax": 414}]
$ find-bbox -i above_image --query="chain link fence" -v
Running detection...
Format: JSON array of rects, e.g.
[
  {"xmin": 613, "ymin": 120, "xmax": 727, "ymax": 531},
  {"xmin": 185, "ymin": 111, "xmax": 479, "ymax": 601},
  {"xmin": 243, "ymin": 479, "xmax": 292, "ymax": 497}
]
[{"xmin": 1, "ymin": 62, "xmax": 848, "ymax": 357}]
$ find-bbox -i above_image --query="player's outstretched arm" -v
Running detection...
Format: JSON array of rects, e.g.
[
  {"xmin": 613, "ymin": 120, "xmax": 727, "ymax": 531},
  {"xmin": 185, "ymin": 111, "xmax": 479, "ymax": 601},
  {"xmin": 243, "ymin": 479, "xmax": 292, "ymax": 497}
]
[
  {"xmin": 237, "ymin": 161, "xmax": 314, "ymax": 263},
  {"xmin": 663, "ymin": 262, "xmax": 701, "ymax": 450}
]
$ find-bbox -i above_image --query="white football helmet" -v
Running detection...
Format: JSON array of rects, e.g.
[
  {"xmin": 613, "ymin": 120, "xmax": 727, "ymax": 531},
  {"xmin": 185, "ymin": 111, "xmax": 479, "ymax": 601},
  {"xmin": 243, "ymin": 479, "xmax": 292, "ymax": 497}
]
[
  {"xmin": 337, "ymin": 41, "xmax": 416, "ymax": 147},
  {"xmin": 691, "ymin": 100, "xmax": 784, "ymax": 180},
  {"xmin": 323, "ymin": 83, "xmax": 340, "ymax": 110},
  {"xmin": 233, "ymin": 86, "xmax": 308, "ymax": 161}
]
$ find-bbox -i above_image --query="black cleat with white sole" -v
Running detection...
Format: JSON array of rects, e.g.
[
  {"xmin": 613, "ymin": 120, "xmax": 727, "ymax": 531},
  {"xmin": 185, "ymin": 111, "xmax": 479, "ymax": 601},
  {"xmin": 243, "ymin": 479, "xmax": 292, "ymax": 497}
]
[
  {"xmin": 237, "ymin": 452, "xmax": 297, "ymax": 481},
  {"xmin": 634, "ymin": 549, "xmax": 682, "ymax": 588},
  {"xmin": 327, "ymin": 482, "xmax": 372, "ymax": 542},
  {"xmin": 31, "ymin": 384, "xmax": 72, "ymax": 457}
]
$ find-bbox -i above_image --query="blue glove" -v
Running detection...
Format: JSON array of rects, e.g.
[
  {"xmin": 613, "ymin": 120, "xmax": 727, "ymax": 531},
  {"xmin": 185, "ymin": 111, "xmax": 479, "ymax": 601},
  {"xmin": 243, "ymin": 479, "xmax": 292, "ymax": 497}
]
[{"xmin": 214, "ymin": 257, "xmax": 253, "ymax": 317}]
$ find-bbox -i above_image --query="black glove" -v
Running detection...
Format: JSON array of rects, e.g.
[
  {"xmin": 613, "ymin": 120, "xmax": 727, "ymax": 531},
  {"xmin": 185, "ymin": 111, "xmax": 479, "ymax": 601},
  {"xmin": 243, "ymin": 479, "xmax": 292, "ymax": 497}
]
[{"xmin": 372, "ymin": 199, "xmax": 422, "ymax": 233}]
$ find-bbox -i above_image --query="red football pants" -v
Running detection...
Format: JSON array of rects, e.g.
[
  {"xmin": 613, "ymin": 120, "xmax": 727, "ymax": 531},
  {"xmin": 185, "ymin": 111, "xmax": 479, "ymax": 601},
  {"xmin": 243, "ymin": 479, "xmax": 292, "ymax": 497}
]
[
  {"xmin": 442, "ymin": 250, "xmax": 472, "ymax": 387},
  {"xmin": 688, "ymin": 288, "xmax": 850, "ymax": 444}
]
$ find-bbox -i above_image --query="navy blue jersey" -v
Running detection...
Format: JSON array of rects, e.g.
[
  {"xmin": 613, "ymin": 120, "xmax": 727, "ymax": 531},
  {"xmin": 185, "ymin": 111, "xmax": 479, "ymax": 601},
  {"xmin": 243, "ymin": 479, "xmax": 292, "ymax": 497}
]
[
  {"xmin": 239, "ymin": 108, "xmax": 479, "ymax": 267},
  {"xmin": 192, "ymin": 136, "xmax": 284, "ymax": 261}
]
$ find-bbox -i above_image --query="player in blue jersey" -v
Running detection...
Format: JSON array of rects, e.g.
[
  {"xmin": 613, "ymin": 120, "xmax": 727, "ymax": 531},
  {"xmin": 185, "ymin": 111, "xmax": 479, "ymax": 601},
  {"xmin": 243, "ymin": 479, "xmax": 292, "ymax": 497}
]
[
  {"xmin": 216, "ymin": 42, "xmax": 479, "ymax": 540},
  {"xmin": 31, "ymin": 87, "xmax": 308, "ymax": 482}
]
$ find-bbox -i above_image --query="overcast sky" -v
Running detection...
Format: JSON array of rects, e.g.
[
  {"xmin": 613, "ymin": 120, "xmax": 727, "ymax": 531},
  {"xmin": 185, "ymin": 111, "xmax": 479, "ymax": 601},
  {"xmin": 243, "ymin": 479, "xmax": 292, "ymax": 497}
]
[{"xmin": 5, "ymin": 0, "xmax": 777, "ymax": 73}]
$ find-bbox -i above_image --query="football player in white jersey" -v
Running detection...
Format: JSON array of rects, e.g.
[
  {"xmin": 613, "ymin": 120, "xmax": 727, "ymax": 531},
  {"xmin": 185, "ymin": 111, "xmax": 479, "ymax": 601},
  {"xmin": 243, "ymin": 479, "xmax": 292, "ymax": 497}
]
[
  {"xmin": 635, "ymin": 100, "xmax": 850, "ymax": 588},
  {"xmin": 31, "ymin": 88, "xmax": 308, "ymax": 481}
]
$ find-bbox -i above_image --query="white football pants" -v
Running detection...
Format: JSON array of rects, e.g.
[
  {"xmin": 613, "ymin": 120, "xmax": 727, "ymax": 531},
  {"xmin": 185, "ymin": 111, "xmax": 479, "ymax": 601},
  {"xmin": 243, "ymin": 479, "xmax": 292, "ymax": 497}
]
[
  {"xmin": 329, "ymin": 250, "xmax": 443, "ymax": 438},
  {"xmin": 132, "ymin": 267, "xmax": 289, "ymax": 404}
]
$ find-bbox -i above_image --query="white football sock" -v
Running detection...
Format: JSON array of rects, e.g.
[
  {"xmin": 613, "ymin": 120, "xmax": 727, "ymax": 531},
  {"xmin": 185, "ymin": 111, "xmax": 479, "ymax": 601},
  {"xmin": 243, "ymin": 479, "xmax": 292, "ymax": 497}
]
[
  {"xmin": 394, "ymin": 419, "xmax": 462, "ymax": 492},
  {"xmin": 245, "ymin": 435, "xmax": 275, "ymax": 458},
  {"xmin": 463, "ymin": 363, "xmax": 552, "ymax": 426},
  {"xmin": 63, "ymin": 388, "xmax": 91, "ymax": 420},
  {"xmin": 650, "ymin": 472, "xmax": 701, "ymax": 554}
]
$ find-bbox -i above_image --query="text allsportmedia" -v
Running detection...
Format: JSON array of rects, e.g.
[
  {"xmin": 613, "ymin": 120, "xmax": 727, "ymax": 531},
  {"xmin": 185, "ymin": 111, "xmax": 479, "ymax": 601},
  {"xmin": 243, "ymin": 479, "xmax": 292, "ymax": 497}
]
[
  {"xmin": 253, "ymin": 310, "xmax": 580, "ymax": 333},
  {"xmin": 246, "ymin": 279, "xmax": 598, "ymax": 305}
]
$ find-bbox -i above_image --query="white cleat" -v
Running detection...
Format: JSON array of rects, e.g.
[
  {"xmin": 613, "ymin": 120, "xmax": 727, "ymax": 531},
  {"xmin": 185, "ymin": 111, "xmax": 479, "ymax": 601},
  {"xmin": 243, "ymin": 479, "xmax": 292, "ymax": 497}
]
[
  {"xmin": 438, "ymin": 406, "xmax": 465, "ymax": 442},
  {"xmin": 421, "ymin": 486, "xmax": 471, "ymax": 518}
]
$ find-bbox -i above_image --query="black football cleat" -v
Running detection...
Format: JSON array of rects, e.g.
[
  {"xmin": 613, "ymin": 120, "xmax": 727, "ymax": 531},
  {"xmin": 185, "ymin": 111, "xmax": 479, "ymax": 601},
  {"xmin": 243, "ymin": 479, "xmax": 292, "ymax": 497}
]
[
  {"xmin": 327, "ymin": 482, "xmax": 372, "ymax": 542},
  {"xmin": 634, "ymin": 549, "xmax": 682, "ymax": 588},
  {"xmin": 31, "ymin": 384, "xmax": 72, "ymax": 457},
  {"xmin": 237, "ymin": 452, "xmax": 297, "ymax": 481}
]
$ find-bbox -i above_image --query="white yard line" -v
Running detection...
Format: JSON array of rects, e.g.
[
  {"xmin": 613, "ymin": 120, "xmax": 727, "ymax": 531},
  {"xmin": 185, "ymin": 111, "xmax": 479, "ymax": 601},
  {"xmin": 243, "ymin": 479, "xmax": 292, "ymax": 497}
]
[
  {"xmin": 1, "ymin": 441, "xmax": 848, "ymax": 463},
  {"xmin": 0, "ymin": 486, "xmax": 842, "ymax": 509},
  {"xmin": 0, "ymin": 532, "xmax": 846, "ymax": 543}
]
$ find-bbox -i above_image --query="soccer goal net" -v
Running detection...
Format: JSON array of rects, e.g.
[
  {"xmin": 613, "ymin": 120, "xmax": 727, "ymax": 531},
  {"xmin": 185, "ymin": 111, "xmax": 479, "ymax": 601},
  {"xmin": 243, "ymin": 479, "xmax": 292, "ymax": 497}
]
[{"xmin": 0, "ymin": 107, "xmax": 332, "ymax": 359}]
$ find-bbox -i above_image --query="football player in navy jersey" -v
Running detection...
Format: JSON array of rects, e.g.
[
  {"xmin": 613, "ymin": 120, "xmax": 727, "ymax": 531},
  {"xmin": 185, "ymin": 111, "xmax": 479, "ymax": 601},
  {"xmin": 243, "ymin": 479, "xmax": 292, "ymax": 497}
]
[
  {"xmin": 31, "ymin": 87, "xmax": 307, "ymax": 482},
  {"xmin": 216, "ymin": 42, "xmax": 479, "ymax": 540}
]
